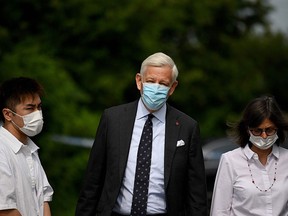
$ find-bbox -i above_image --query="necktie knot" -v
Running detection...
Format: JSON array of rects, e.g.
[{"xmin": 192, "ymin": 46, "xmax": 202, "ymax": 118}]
[
  {"xmin": 148, "ymin": 113, "xmax": 154, "ymax": 120},
  {"xmin": 146, "ymin": 114, "xmax": 153, "ymax": 126}
]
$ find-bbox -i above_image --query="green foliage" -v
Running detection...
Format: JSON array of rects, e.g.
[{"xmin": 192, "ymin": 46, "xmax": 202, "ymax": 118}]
[
  {"xmin": 38, "ymin": 135, "xmax": 90, "ymax": 216},
  {"xmin": 1, "ymin": 0, "xmax": 288, "ymax": 215},
  {"xmin": 0, "ymin": 39, "xmax": 100, "ymax": 136}
]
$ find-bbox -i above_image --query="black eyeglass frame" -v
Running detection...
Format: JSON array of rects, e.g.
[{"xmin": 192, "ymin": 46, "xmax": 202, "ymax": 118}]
[{"xmin": 249, "ymin": 127, "xmax": 278, "ymax": 136}]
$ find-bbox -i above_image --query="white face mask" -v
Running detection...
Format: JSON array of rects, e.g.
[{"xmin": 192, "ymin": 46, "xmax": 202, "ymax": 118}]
[
  {"xmin": 10, "ymin": 110, "xmax": 44, "ymax": 137},
  {"xmin": 249, "ymin": 131, "xmax": 278, "ymax": 150}
]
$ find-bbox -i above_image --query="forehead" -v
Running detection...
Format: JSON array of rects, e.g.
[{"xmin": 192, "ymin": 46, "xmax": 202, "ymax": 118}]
[
  {"xmin": 144, "ymin": 65, "xmax": 173, "ymax": 80},
  {"xmin": 258, "ymin": 118, "xmax": 275, "ymax": 128},
  {"xmin": 17, "ymin": 94, "xmax": 41, "ymax": 107}
]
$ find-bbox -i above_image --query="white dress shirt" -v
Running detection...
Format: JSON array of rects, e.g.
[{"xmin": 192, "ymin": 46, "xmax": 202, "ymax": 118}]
[
  {"xmin": 0, "ymin": 126, "xmax": 53, "ymax": 216},
  {"xmin": 210, "ymin": 144, "xmax": 288, "ymax": 216},
  {"xmin": 113, "ymin": 100, "xmax": 166, "ymax": 214}
]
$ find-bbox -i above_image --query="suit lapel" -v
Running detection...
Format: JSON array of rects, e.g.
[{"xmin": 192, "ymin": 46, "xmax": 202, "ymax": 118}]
[
  {"xmin": 118, "ymin": 100, "xmax": 138, "ymax": 180},
  {"xmin": 164, "ymin": 105, "xmax": 181, "ymax": 188},
  {"xmin": 117, "ymin": 102, "xmax": 180, "ymax": 188}
]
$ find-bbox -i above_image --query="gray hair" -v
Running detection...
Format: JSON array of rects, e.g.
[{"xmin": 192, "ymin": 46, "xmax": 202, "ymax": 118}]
[{"xmin": 140, "ymin": 52, "xmax": 178, "ymax": 82}]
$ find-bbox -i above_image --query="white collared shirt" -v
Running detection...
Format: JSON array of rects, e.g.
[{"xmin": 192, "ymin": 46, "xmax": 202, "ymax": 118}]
[
  {"xmin": 0, "ymin": 126, "xmax": 53, "ymax": 216},
  {"xmin": 210, "ymin": 144, "xmax": 288, "ymax": 216},
  {"xmin": 113, "ymin": 100, "xmax": 166, "ymax": 214}
]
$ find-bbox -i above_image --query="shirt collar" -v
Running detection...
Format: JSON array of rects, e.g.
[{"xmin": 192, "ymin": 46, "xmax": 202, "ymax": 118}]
[
  {"xmin": 243, "ymin": 143, "xmax": 280, "ymax": 160},
  {"xmin": 26, "ymin": 139, "xmax": 39, "ymax": 154},
  {"xmin": 0, "ymin": 126, "xmax": 39, "ymax": 154},
  {"xmin": 137, "ymin": 99, "xmax": 166, "ymax": 123}
]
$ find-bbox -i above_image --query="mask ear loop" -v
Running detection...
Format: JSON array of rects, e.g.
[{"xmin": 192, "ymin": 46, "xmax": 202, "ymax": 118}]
[
  {"xmin": 5, "ymin": 109, "xmax": 24, "ymax": 129},
  {"xmin": 11, "ymin": 119, "xmax": 22, "ymax": 130},
  {"xmin": 8, "ymin": 109, "xmax": 21, "ymax": 117}
]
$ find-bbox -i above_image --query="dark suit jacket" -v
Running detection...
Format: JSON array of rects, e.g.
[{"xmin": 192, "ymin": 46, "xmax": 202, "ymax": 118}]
[{"xmin": 75, "ymin": 100, "xmax": 207, "ymax": 216}]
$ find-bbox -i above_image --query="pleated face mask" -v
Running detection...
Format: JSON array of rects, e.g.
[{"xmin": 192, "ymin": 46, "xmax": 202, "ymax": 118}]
[
  {"xmin": 141, "ymin": 83, "xmax": 170, "ymax": 111},
  {"xmin": 249, "ymin": 131, "xmax": 278, "ymax": 150},
  {"xmin": 10, "ymin": 110, "xmax": 44, "ymax": 137}
]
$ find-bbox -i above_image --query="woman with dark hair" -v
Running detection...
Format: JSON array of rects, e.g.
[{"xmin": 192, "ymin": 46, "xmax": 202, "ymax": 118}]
[{"xmin": 210, "ymin": 96, "xmax": 288, "ymax": 216}]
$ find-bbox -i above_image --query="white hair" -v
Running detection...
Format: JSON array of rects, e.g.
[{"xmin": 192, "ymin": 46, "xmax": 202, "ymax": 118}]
[{"xmin": 140, "ymin": 52, "xmax": 178, "ymax": 82}]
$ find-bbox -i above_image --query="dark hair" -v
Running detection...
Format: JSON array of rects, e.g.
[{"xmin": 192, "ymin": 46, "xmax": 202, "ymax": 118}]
[
  {"xmin": 228, "ymin": 95, "xmax": 288, "ymax": 147},
  {"xmin": 0, "ymin": 77, "xmax": 44, "ymax": 122}
]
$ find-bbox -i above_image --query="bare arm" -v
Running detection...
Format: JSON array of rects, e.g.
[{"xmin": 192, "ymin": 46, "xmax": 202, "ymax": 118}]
[
  {"xmin": 0, "ymin": 209, "xmax": 21, "ymax": 216},
  {"xmin": 44, "ymin": 202, "xmax": 51, "ymax": 216}
]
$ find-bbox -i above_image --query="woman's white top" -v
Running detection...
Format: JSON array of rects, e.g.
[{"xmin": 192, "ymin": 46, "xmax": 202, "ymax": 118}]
[{"xmin": 210, "ymin": 144, "xmax": 288, "ymax": 216}]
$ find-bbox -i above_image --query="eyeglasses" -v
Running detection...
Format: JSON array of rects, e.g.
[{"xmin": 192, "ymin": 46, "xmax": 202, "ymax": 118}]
[{"xmin": 249, "ymin": 127, "xmax": 278, "ymax": 136}]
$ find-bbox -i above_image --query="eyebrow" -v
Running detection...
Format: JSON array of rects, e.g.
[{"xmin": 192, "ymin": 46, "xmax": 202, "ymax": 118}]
[{"xmin": 24, "ymin": 102, "xmax": 42, "ymax": 108}]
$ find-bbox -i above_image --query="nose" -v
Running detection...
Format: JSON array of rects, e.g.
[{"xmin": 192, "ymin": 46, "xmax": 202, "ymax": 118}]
[{"xmin": 261, "ymin": 131, "xmax": 268, "ymax": 139}]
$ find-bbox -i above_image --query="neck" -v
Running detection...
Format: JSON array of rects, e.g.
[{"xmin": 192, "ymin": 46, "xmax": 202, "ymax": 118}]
[
  {"xmin": 3, "ymin": 122, "xmax": 28, "ymax": 144},
  {"xmin": 250, "ymin": 145, "xmax": 272, "ymax": 165}
]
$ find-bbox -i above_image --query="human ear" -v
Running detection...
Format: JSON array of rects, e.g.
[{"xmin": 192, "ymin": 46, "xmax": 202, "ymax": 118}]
[
  {"xmin": 2, "ymin": 108, "xmax": 12, "ymax": 122},
  {"xmin": 135, "ymin": 73, "xmax": 142, "ymax": 91},
  {"xmin": 168, "ymin": 80, "xmax": 178, "ymax": 96}
]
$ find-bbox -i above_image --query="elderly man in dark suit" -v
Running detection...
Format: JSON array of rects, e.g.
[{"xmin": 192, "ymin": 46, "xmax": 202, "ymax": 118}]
[{"xmin": 75, "ymin": 52, "xmax": 207, "ymax": 216}]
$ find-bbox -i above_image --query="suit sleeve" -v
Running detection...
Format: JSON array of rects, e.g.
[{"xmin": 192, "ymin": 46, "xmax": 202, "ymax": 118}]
[
  {"xmin": 188, "ymin": 123, "xmax": 208, "ymax": 216},
  {"xmin": 75, "ymin": 111, "xmax": 108, "ymax": 216}
]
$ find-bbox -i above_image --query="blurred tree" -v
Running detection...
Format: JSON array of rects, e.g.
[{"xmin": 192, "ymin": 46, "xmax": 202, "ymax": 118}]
[
  {"xmin": 0, "ymin": 38, "xmax": 99, "ymax": 136},
  {"xmin": 1, "ymin": 0, "xmax": 288, "ymax": 215},
  {"xmin": 0, "ymin": 38, "xmax": 98, "ymax": 215}
]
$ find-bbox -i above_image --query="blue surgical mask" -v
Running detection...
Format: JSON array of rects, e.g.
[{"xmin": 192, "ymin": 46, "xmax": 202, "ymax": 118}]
[{"xmin": 141, "ymin": 83, "xmax": 170, "ymax": 110}]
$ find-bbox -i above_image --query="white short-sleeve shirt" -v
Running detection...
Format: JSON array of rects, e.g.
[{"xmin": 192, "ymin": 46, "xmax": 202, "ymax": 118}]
[{"xmin": 0, "ymin": 126, "xmax": 54, "ymax": 216}]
